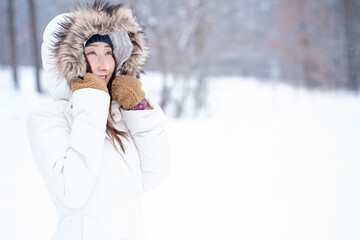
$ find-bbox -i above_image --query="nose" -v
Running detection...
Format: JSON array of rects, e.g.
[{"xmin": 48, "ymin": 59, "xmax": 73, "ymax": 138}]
[{"xmin": 97, "ymin": 55, "xmax": 110, "ymax": 72}]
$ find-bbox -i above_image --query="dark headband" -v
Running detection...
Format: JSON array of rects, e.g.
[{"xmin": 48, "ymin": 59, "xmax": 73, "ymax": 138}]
[{"xmin": 84, "ymin": 34, "xmax": 114, "ymax": 50}]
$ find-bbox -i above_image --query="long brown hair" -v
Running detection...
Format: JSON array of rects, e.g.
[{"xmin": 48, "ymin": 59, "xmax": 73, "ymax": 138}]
[{"xmin": 106, "ymin": 58, "xmax": 128, "ymax": 153}]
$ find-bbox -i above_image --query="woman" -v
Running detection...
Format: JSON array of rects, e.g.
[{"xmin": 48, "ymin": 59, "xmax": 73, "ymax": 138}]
[{"xmin": 27, "ymin": 2, "xmax": 170, "ymax": 240}]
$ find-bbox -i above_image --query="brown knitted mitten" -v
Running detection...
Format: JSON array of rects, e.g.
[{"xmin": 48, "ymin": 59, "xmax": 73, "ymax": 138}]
[
  {"xmin": 71, "ymin": 73, "xmax": 108, "ymax": 93},
  {"xmin": 111, "ymin": 75, "xmax": 146, "ymax": 109}
]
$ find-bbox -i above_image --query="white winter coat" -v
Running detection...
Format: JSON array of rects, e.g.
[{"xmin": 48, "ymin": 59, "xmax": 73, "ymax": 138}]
[{"xmin": 27, "ymin": 9, "xmax": 170, "ymax": 240}]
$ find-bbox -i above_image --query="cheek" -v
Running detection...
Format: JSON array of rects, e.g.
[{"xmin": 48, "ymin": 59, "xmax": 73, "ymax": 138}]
[
  {"xmin": 86, "ymin": 56, "xmax": 96, "ymax": 72},
  {"xmin": 109, "ymin": 58, "xmax": 115, "ymax": 73},
  {"xmin": 105, "ymin": 58, "xmax": 116, "ymax": 84}
]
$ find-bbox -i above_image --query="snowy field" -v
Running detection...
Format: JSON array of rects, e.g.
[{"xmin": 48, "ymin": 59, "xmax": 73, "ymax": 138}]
[{"xmin": 1, "ymin": 66, "xmax": 360, "ymax": 240}]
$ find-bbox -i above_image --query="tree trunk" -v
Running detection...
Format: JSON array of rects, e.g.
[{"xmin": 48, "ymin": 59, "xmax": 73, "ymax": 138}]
[
  {"xmin": 159, "ymin": 75, "xmax": 171, "ymax": 111},
  {"xmin": 194, "ymin": 74, "xmax": 207, "ymax": 114},
  {"xmin": 8, "ymin": 0, "xmax": 18, "ymax": 90},
  {"xmin": 28, "ymin": 0, "xmax": 42, "ymax": 93},
  {"xmin": 343, "ymin": 0, "xmax": 360, "ymax": 91}
]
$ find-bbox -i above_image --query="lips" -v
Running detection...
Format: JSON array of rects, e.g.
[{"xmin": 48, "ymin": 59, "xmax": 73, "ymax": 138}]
[{"xmin": 98, "ymin": 75, "xmax": 107, "ymax": 83}]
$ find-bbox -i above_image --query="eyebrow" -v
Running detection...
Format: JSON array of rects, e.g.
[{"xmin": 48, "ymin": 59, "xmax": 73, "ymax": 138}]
[{"xmin": 86, "ymin": 43, "xmax": 112, "ymax": 48}]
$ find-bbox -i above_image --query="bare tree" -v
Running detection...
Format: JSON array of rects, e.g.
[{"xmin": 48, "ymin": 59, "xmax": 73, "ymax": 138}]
[
  {"xmin": 343, "ymin": 0, "xmax": 360, "ymax": 91},
  {"xmin": 132, "ymin": 0, "xmax": 227, "ymax": 117},
  {"xmin": 28, "ymin": 0, "xmax": 42, "ymax": 93},
  {"xmin": 7, "ymin": 0, "xmax": 18, "ymax": 90}
]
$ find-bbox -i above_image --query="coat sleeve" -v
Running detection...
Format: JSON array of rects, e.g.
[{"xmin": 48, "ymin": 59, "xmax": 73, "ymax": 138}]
[
  {"xmin": 120, "ymin": 101, "xmax": 171, "ymax": 192},
  {"xmin": 27, "ymin": 89, "xmax": 110, "ymax": 209}
]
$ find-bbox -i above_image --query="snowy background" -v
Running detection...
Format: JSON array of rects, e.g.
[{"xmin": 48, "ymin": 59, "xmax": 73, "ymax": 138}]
[{"xmin": 1, "ymin": 66, "xmax": 360, "ymax": 240}]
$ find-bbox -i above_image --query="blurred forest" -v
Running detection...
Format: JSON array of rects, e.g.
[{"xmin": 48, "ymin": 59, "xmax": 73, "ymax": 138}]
[{"xmin": 1, "ymin": 0, "xmax": 359, "ymax": 116}]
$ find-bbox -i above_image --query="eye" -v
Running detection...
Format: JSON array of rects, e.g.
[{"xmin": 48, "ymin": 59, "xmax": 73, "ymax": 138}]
[
  {"xmin": 106, "ymin": 51, "xmax": 112, "ymax": 55},
  {"xmin": 86, "ymin": 51, "xmax": 96, "ymax": 55}
]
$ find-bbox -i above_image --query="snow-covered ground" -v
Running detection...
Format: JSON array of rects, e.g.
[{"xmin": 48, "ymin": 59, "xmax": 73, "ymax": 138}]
[{"xmin": 1, "ymin": 66, "xmax": 360, "ymax": 240}]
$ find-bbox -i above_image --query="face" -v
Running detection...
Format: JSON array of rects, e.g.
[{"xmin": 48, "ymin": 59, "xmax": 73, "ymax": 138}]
[{"xmin": 84, "ymin": 41, "xmax": 115, "ymax": 85}]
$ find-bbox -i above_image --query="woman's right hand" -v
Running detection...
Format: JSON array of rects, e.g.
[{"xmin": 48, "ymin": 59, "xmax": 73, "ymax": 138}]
[{"xmin": 71, "ymin": 73, "xmax": 108, "ymax": 93}]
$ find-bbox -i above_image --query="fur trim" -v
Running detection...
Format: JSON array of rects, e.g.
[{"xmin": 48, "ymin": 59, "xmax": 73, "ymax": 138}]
[{"xmin": 52, "ymin": 1, "xmax": 149, "ymax": 82}]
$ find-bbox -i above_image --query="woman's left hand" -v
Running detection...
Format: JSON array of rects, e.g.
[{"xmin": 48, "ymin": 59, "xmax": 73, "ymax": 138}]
[{"xmin": 111, "ymin": 75, "xmax": 147, "ymax": 110}]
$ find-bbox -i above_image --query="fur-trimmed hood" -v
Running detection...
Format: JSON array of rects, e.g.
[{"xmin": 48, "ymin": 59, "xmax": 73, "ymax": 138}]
[{"xmin": 41, "ymin": 2, "xmax": 148, "ymax": 99}]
